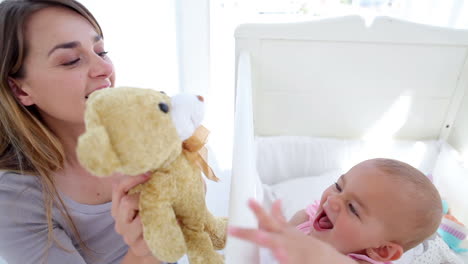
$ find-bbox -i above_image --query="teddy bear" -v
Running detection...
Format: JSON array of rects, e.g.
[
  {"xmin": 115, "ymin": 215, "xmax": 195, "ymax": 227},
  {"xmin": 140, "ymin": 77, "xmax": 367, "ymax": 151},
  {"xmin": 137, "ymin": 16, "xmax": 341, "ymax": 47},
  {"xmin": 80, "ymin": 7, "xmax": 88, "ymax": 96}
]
[{"xmin": 76, "ymin": 87, "xmax": 227, "ymax": 264}]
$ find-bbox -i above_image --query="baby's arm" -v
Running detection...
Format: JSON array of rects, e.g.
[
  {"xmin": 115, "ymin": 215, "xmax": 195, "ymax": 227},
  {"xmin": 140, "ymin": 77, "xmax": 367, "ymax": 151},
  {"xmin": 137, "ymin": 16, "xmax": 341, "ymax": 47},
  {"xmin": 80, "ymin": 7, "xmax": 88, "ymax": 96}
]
[{"xmin": 229, "ymin": 200, "xmax": 359, "ymax": 264}]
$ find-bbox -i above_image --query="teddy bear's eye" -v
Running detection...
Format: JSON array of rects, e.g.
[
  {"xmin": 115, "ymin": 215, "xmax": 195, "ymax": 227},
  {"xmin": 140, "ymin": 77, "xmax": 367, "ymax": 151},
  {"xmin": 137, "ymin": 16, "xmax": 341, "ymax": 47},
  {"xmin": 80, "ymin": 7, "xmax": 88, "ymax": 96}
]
[
  {"xmin": 160, "ymin": 91, "xmax": 166, "ymax": 94},
  {"xmin": 159, "ymin": 102, "xmax": 169, "ymax": 113}
]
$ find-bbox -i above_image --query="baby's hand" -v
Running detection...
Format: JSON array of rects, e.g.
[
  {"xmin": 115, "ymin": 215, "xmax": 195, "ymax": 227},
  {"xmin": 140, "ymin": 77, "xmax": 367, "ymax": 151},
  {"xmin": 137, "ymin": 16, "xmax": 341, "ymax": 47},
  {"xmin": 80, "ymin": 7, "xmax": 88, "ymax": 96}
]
[{"xmin": 228, "ymin": 199, "xmax": 359, "ymax": 264}]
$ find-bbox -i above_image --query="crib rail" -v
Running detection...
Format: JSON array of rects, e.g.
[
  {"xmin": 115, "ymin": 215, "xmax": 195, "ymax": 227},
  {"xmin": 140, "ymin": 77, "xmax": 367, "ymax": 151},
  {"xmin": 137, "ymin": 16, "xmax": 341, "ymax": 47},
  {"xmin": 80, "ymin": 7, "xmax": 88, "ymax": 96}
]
[{"xmin": 225, "ymin": 52, "xmax": 263, "ymax": 264}]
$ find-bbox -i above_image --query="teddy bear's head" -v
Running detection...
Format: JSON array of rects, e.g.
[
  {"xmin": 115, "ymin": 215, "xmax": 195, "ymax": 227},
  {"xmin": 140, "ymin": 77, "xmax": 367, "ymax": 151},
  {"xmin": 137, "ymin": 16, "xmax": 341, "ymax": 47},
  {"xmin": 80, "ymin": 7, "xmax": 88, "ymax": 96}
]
[{"xmin": 77, "ymin": 87, "xmax": 204, "ymax": 177}]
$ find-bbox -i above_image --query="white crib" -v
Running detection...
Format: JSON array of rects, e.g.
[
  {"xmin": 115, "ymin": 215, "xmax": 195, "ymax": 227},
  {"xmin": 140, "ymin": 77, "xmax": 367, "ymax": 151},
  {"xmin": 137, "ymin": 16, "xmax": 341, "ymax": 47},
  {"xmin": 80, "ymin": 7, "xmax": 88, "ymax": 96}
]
[{"xmin": 225, "ymin": 16, "xmax": 468, "ymax": 264}]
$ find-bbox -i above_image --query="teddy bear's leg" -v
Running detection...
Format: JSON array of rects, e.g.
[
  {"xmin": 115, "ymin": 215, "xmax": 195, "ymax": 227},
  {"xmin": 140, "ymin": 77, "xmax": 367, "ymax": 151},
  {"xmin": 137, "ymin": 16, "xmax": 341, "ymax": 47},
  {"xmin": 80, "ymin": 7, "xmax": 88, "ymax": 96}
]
[
  {"xmin": 140, "ymin": 200, "xmax": 186, "ymax": 262},
  {"xmin": 181, "ymin": 227, "xmax": 225, "ymax": 264},
  {"xmin": 204, "ymin": 213, "xmax": 228, "ymax": 250}
]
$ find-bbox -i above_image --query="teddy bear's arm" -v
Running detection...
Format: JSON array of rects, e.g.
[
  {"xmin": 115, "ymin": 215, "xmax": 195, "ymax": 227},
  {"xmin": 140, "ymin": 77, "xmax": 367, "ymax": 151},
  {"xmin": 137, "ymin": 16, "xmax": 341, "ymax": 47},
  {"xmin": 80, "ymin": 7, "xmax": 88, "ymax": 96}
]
[{"xmin": 138, "ymin": 176, "xmax": 187, "ymax": 262}]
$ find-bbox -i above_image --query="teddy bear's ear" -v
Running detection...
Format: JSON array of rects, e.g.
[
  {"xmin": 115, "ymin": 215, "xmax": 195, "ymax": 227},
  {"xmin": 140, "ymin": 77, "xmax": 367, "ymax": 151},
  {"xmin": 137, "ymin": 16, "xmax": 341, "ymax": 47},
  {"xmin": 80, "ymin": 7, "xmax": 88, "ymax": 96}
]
[{"xmin": 77, "ymin": 124, "xmax": 122, "ymax": 177}]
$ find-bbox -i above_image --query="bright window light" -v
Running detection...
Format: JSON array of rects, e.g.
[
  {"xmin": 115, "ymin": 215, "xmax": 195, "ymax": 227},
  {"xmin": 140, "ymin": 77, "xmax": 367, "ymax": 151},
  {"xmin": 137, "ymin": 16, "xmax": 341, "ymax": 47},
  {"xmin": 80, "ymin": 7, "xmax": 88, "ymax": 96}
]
[{"xmin": 363, "ymin": 94, "xmax": 412, "ymax": 141}]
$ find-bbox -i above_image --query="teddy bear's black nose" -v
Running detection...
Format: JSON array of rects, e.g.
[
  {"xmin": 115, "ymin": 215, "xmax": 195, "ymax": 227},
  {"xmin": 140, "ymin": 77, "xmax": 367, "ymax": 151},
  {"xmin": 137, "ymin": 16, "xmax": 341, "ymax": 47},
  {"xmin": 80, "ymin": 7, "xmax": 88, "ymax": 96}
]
[{"xmin": 159, "ymin": 102, "xmax": 169, "ymax": 113}]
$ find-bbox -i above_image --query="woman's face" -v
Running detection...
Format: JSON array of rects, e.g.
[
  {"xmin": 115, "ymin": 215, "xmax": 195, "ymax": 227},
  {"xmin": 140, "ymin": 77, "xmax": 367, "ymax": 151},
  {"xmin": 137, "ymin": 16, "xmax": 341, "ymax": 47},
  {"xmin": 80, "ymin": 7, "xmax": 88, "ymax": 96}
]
[{"xmin": 11, "ymin": 7, "xmax": 114, "ymax": 128}]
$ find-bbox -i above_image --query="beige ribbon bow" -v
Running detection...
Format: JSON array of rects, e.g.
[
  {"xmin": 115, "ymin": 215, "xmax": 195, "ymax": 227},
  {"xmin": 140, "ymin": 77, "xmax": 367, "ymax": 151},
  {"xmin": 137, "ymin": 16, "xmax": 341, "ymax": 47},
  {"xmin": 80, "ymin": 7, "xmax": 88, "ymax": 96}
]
[{"xmin": 182, "ymin": 125, "xmax": 219, "ymax": 182}]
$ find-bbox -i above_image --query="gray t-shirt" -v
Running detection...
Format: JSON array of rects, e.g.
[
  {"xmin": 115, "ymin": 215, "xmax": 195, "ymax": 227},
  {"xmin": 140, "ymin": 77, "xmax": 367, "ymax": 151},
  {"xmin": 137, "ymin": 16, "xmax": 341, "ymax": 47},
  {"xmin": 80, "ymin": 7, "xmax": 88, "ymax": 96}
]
[{"xmin": 0, "ymin": 171, "xmax": 128, "ymax": 264}]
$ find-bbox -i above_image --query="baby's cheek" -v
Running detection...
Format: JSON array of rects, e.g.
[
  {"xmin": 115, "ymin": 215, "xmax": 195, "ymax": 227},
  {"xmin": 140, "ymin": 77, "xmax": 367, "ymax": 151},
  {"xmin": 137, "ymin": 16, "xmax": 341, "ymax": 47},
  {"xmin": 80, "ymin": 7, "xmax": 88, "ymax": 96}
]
[{"xmin": 335, "ymin": 217, "xmax": 364, "ymax": 244}]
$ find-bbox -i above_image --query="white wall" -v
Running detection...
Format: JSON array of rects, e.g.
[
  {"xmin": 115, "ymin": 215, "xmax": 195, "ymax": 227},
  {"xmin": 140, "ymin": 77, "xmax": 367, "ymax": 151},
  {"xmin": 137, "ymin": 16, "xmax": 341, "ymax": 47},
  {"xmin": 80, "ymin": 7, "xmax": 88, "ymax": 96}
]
[
  {"xmin": 175, "ymin": 0, "xmax": 210, "ymax": 95},
  {"xmin": 80, "ymin": 0, "xmax": 180, "ymax": 94}
]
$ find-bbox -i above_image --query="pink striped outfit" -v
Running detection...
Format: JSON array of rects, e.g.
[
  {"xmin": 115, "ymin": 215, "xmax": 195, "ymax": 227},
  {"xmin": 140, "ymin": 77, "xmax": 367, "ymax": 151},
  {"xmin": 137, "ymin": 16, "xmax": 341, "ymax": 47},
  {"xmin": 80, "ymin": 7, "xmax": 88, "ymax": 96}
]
[{"xmin": 296, "ymin": 201, "xmax": 393, "ymax": 264}]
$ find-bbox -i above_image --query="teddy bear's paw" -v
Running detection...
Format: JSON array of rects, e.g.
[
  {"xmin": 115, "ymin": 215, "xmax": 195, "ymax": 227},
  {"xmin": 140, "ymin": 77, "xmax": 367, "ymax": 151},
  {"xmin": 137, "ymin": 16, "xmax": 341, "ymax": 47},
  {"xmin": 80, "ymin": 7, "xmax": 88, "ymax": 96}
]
[
  {"xmin": 144, "ymin": 220, "xmax": 187, "ymax": 262},
  {"xmin": 205, "ymin": 216, "xmax": 228, "ymax": 250},
  {"xmin": 187, "ymin": 252, "xmax": 224, "ymax": 264},
  {"xmin": 152, "ymin": 246, "xmax": 187, "ymax": 263},
  {"xmin": 206, "ymin": 252, "xmax": 225, "ymax": 264}
]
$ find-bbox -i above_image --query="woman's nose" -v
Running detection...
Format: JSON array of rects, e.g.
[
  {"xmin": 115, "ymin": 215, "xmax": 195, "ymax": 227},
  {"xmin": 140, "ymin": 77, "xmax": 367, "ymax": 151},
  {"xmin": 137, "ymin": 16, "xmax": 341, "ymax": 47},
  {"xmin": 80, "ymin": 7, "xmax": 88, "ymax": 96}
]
[{"xmin": 89, "ymin": 54, "xmax": 114, "ymax": 79}]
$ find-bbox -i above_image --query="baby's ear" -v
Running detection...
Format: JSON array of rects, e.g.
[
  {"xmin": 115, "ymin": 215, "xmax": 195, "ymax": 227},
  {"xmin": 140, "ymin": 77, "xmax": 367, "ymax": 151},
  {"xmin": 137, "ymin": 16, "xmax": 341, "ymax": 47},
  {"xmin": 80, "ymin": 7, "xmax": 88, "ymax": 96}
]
[{"xmin": 367, "ymin": 242, "xmax": 403, "ymax": 262}]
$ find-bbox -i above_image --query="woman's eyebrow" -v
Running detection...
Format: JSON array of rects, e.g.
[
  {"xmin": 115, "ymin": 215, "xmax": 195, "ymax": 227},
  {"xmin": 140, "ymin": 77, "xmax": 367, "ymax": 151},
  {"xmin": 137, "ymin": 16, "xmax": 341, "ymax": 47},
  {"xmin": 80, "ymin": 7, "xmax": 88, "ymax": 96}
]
[
  {"xmin": 47, "ymin": 35, "xmax": 102, "ymax": 57},
  {"xmin": 48, "ymin": 41, "xmax": 80, "ymax": 57}
]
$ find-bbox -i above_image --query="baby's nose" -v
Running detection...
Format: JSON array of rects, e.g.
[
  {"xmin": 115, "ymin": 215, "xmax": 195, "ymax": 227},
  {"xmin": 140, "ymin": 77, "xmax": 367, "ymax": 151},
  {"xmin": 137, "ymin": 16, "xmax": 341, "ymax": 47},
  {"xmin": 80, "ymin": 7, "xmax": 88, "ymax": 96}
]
[
  {"xmin": 330, "ymin": 202, "xmax": 339, "ymax": 211},
  {"xmin": 327, "ymin": 196, "xmax": 341, "ymax": 211}
]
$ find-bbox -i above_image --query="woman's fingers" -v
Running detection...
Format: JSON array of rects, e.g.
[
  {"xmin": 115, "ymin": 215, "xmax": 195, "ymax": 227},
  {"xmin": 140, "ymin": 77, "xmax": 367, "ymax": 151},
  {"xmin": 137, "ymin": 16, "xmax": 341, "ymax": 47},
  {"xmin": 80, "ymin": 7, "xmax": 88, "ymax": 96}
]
[
  {"xmin": 111, "ymin": 172, "xmax": 150, "ymax": 217},
  {"xmin": 131, "ymin": 234, "xmax": 153, "ymax": 257},
  {"xmin": 115, "ymin": 193, "xmax": 140, "ymax": 234},
  {"xmin": 122, "ymin": 215, "xmax": 144, "ymax": 246},
  {"xmin": 120, "ymin": 193, "xmax": 140, "ymax": 222},
  {"xmin": 109, "ymin": 172, "xmax": 156, "ymax": 259}
]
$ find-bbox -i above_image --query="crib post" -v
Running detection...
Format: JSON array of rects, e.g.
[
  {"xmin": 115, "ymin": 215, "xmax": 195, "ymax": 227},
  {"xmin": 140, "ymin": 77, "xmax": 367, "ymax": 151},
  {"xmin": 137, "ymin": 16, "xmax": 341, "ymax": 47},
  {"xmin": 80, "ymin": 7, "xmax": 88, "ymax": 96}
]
[{"xmin": 225, "ymin": 52, "xmax": 262, "ymax": 264}]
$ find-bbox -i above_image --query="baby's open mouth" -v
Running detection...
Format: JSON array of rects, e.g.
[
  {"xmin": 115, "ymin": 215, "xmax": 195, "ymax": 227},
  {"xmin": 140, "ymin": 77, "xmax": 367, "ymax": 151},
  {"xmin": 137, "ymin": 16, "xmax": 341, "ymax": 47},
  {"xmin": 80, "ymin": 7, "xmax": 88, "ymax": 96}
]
[{"xmin": 313, "ymin": 210, "xmax": 334, "ymax": 231}]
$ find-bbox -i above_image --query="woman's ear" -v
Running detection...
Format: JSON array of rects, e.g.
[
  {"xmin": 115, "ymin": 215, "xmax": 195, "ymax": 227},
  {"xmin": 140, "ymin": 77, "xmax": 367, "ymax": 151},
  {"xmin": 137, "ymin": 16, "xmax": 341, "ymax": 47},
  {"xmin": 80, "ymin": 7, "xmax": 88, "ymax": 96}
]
[
  {"xmin": 8, "ymin": 77, "xmax": 34, "ymax": 106},
  {"xmin": 367, "ymin": 242, "xmax": 403, "ymax": 262}
]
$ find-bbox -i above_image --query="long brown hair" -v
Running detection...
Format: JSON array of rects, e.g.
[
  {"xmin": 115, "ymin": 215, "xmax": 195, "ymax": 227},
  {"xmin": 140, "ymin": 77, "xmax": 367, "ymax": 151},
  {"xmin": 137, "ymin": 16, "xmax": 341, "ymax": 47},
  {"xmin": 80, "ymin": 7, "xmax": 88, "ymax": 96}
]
[{"xmin": 0, "ymin": 0, "xmax": 104, "ymax": 260}]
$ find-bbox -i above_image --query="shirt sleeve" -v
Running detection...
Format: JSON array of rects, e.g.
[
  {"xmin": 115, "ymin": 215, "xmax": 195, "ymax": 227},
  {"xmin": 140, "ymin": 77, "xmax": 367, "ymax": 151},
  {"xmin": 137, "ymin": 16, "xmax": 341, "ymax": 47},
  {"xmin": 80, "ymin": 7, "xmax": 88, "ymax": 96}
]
[{"xmin": 0, "ymin": 176, "xmax": 87, "ymax": 264}]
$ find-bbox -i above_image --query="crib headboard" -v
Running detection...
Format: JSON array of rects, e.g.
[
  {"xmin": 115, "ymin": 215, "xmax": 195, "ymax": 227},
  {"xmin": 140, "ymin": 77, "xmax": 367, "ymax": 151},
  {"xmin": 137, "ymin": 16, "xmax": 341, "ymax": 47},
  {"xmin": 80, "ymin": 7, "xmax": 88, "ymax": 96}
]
[{"xmin": 235, "ymin": 16, "xmax": 468, "ymax": 140}]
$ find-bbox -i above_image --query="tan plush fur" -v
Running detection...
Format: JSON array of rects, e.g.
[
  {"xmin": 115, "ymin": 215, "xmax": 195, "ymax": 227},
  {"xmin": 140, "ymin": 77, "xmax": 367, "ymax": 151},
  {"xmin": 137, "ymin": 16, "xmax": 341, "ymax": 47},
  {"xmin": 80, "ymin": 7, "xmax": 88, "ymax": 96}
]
[{"xmin": 77, "ymin": 87, "xmax": 226, "ymax": 264}]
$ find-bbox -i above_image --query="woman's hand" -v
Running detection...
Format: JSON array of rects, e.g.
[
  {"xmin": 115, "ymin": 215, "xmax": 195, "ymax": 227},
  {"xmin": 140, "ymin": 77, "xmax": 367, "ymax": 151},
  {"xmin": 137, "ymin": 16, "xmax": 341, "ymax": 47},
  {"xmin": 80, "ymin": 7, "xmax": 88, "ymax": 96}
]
[
  {"xmin": 111, "ymin": 172, "xmax": 162, "ymax": 264},
  {"xmin": 228, "ymin": 199, "xmax": 358, "ymax": 264}
]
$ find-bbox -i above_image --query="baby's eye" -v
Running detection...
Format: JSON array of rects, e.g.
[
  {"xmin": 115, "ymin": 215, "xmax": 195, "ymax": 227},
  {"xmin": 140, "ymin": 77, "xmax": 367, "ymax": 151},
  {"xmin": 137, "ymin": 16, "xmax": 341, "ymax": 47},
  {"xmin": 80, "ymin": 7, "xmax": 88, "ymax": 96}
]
[
  {"xmin": 349, "ymin": 203, "xmax": 359, "ymax": 217},
  {"xmin": 334, "ymin": 182, "xmax": 342, "ymax": 192}
]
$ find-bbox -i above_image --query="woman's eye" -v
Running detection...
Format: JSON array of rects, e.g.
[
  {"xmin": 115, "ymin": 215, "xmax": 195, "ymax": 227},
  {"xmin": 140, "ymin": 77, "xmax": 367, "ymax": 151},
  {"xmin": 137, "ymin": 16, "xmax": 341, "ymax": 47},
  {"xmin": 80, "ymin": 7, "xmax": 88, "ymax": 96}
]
[
  {"xmin": 349, "ymin": 203, "xmax": 359, "ymax": 217},
  {"xmin": 98, "ymin": 51, "xmax": 108, "ymax": 57},
  {"xmin": 334, "ymin": 182, "xmax": 342, "ymax": 192},
  {"xmin": 62, "ymin": 58, "xmax": 80, "ymax": 66}
]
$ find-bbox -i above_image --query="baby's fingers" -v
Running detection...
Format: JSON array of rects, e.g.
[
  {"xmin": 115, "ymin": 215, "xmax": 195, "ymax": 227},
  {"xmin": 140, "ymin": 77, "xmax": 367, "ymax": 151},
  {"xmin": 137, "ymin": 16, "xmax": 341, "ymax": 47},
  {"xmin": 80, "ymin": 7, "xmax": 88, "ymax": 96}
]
[
  {"xmin": 228, "ymin": 227, "xmax": 288, "ymax": 262},
  {"xmin": 248, "ymin": 199, "xmax": 282, "ymax": 232},
  {"xmin": 271, "ymin": 200, "xmax": 287, "ymax": 226},
  {"xmin": 228, "ymin": 227, "xmax": 275, "ymax": 247}
]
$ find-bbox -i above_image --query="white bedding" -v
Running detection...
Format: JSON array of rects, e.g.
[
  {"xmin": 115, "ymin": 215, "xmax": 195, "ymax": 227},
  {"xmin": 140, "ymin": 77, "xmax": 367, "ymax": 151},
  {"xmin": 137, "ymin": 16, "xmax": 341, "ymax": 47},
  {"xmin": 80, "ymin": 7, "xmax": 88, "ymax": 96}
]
[{"xmin": 256, "ymin": 136, "xmax": 441, "ymax": 184}]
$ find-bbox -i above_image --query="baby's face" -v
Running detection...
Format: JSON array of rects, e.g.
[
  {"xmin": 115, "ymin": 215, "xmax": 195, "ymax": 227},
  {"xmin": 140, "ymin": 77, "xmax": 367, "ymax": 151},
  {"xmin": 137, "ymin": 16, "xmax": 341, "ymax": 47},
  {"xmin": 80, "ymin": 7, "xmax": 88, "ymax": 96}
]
[{"xmin": 309, "ymin": 161, "xmax": 407, "ymax": 254}]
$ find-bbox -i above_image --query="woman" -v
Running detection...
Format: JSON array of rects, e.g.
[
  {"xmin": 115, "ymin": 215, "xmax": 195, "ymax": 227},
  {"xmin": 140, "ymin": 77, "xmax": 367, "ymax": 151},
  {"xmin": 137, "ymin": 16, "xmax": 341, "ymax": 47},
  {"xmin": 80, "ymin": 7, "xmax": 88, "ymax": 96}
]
[{"xmin": 0, "ymin": 0, "xmax": 163, "ymax": 263}]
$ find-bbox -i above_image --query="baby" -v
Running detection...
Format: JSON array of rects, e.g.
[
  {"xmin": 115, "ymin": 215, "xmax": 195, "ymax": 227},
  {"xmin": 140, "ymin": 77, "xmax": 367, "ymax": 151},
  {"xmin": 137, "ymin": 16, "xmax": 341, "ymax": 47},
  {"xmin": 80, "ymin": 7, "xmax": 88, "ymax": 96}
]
[{"xmin": 229, "ymin": 158, "xmax": 443, "ymax": 264}]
